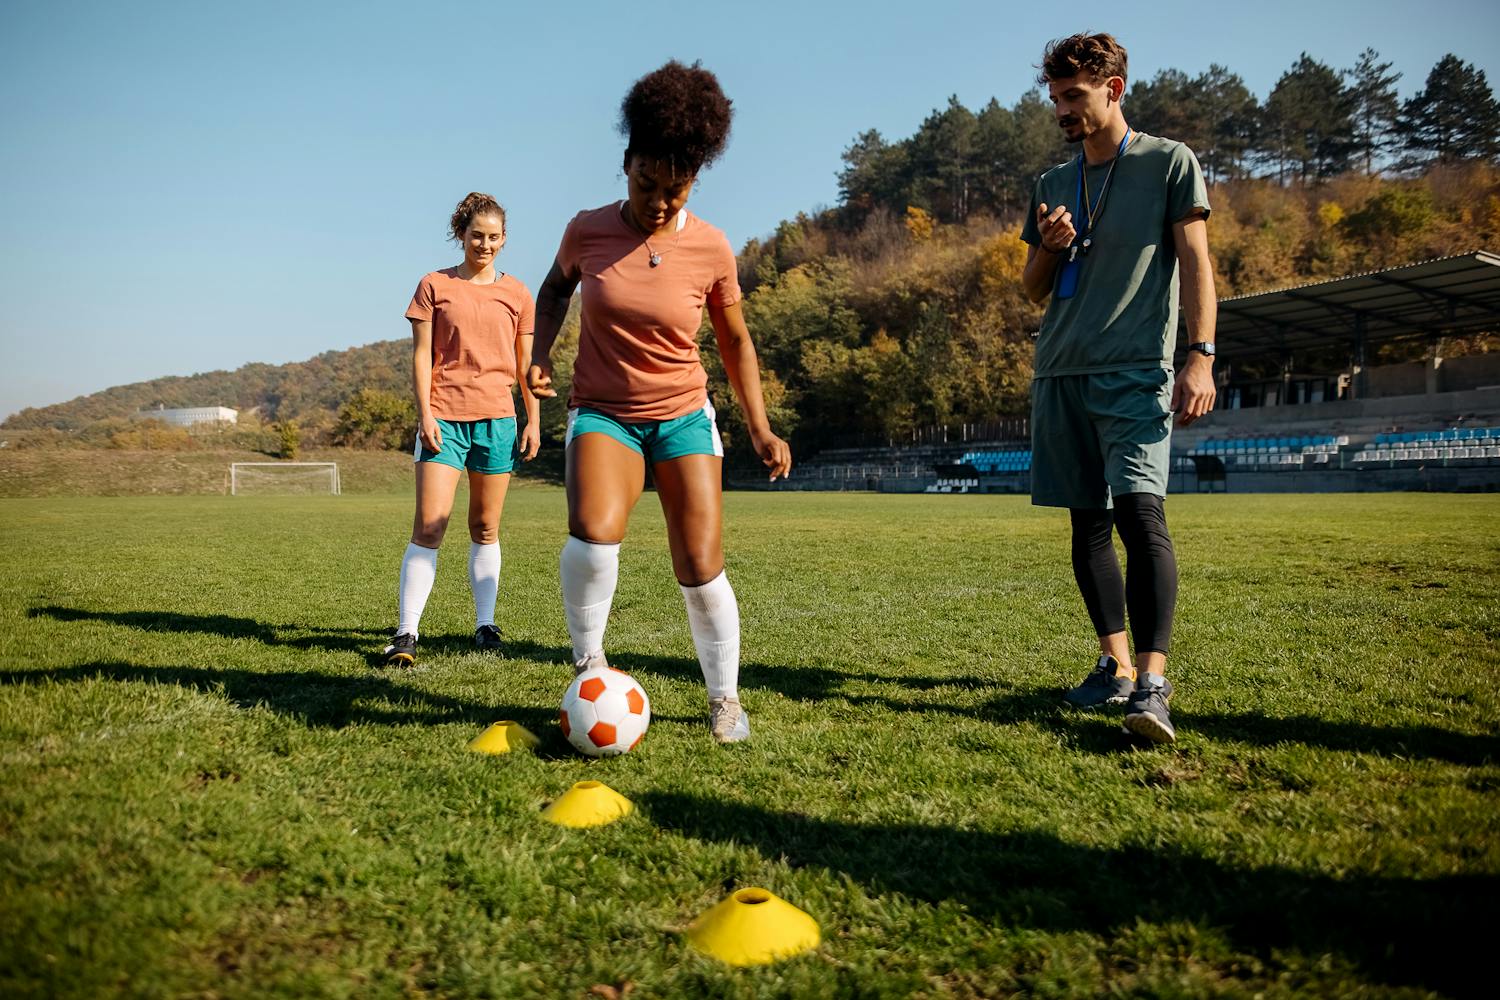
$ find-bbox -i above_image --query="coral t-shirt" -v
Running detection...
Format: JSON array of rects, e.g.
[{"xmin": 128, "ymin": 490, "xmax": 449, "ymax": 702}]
[
  {"xmin": 554, "ymin": 203, "xmax": 742, "ymax": 422},
  {"xmin": 405, "ymin": 268, "xmax": 536, "ymax": 421}
]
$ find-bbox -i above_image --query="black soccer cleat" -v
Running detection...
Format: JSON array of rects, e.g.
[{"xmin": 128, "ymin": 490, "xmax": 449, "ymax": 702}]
[
  {"xmin": 474, "ymin": 624, "xmax": 504, "ymax": 652},
  {"xmin": 382, "ymin": 632, "xmax": 417, "ymax": 667}
]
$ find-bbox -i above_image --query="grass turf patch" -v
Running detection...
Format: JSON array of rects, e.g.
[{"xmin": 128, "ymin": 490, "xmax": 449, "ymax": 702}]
[{"xmin": 1, "ymin": 490, "xmax": 1497, "ymax": 998}]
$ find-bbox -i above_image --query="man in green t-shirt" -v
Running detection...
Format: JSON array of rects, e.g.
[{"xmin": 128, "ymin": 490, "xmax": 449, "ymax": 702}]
[{"xmin": 1018, "ymin": 32, "xmax": 1218, "ymax": 744}]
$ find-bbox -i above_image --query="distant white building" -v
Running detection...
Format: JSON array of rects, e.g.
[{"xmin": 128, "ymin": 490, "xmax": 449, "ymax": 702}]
[{"xmin": 133, "ymin": 405, "xmax": 238, "ymax": 427}]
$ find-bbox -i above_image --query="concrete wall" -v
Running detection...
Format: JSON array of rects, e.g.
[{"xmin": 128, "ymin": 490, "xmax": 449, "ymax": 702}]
[
  {"xmin": 1442, "ymin": 353, "xmax": 1500, "ymax": 392},
  {"xmin": 1179, "ymin": 467, "xmax": 1500, "ymax": 494},
  {"xmin": 1187, "ymin": 385, "xmax": 1500, "ymax": 442},
  {"xmin": 1366, "ymin": 361, "xmax": 1427, "ymax": 398}
]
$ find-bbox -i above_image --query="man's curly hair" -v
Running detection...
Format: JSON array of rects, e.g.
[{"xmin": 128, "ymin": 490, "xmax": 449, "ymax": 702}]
[
  {"xmin": 618, "ymin": 60, "xmax": 733, "ymax": 175},
  {"xmin": 1037, "ymin": 33, "xmax": 1128, "ymax": 87}
]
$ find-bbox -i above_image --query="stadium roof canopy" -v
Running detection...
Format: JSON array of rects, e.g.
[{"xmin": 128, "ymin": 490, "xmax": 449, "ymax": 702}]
[{"xmin": 1179, "ymin": 250, "xmax": 1500, "ymax": 359}]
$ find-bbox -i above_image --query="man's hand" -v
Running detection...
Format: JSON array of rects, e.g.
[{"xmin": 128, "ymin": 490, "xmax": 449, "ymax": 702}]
[
  {"xmin": 1037, "ymin": 202, "xmax": 1076, "ymax": 254},
  {"xmin": 1171, "ymin": 354, "xmax": 1217, "ymax": 427},
  {"xmin": 750, "ymin": 424, "xmax": 792, "ymax": 482},
  {"xmin": 526, "ymin": 359, "xmax": 557, "ymax": 399}
]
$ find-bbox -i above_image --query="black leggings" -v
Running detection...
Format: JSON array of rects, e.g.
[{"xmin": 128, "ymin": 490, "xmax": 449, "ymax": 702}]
[{"xmin": 1069, "ymin": 493, "xmax": 1178, "ymax": 656}]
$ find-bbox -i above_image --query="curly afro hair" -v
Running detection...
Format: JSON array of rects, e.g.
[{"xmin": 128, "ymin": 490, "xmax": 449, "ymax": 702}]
[
  {"xmin": 618, "ymin": 60, "xmax": 733, "ymax": 176},
  {"xmin": 448, "ymin": 192, "xmax": 506, "ymax": 243}
]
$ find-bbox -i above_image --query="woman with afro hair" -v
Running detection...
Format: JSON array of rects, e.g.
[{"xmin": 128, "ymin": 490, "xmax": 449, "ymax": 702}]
[{"xmin": 528, "ymin": 60, "xmax": 791, "ymax": 743}]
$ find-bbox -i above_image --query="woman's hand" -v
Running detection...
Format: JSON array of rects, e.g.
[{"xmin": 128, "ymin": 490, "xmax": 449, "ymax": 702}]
[
  {"xmin": 750, "ymin": 424, "xmax": 792, "ymax": 481},
  {"xmin": 519, "ymin": 419, "xmax": 541, "ymax": 461},
  {"xmin": 527, "ymin": 358, "xmax": 557, "ymax": 399},
  {"xmin": 418, "ymin": 414, "xmax": 442, "ymax": 453}
]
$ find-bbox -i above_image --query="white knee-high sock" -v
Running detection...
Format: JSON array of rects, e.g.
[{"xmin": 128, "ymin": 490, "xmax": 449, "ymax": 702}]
[
  {"xmin": 397, "ymin": 542, "xmax": 439, "ymax": 638},
  {"xmin": 560, "ymin": 536, "xmax": 619, "ymax": 663},
  {"xmin": 680, "ymin": 571, "xmax": 740, "ymax": 700},
  {"xmin": 468, "ymin": 541, "xmax": 501, "ymax": 628}
]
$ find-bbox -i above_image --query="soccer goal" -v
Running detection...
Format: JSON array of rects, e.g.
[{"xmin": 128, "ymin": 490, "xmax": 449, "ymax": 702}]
[{"xmin": 230, "ymin": 462, "xmax": 341, "ymax": 496}]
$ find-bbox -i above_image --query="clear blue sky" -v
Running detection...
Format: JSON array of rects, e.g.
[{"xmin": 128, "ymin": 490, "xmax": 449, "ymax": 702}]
[{"xmin": 2, "ymin": 0, "xmax": 1497, "ymax": 419}]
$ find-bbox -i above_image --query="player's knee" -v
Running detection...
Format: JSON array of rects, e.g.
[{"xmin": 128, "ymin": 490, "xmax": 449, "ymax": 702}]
[
  {"xmin": 411, "ymin": 518, "xmax": 448, "ymax": 548},
  {"xmin": 567, "ymin": 509, "xmax": 627, "ymax": 548},
  {"xmin": 567, "ymin": 514, "xmax": 626, "ymax": 545},
  {"xmin": 675, "ymin": 547, "xmax": 724, "ymax": 586},
  {"xmin": 468, "ymin": 522, "xmax": 498, "ymax": 545}
]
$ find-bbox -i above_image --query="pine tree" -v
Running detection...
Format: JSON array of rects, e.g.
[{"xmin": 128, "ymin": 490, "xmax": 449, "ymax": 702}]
[
  {"xmin": 1398, "ymin": 54, "xmax": 1500, "ymax": 166},
  {"xmin": 1261, "ymin": 54, "xmax": 1357, "ymax": 181},
  {"xmin": 1347, "ymin": 49, "xmax": 1402, "ymax": 173},
  {"xmin": 1197, "ymin": 65, "xmax": 1260, "ymax": 183},
  {"xmin": 907, "ymin": 97, "xmax": 980, "ymax": 223}
]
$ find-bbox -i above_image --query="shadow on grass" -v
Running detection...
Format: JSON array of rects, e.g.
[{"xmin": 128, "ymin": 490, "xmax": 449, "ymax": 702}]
[
  {"xmin": 977, "ymin": 687, "xmax": 1500, "ymax": 766},
  {"xmin": 501, "ymin": 637, "xmax": 991, "ymax": 703},
  {"xmin": 29, "ymin": 605, "xmax": 387, "ymax": 657},
  {"xmin": 33, "ymin": 605, "xmax": 991, "ymax": 704},
  {"xmin": 0, "ymin": 659, "xmax": 562, "ymax": 736},
  {"xmin": 642, "ymin": 791, "xmax": 1490, "ymax": 996}
]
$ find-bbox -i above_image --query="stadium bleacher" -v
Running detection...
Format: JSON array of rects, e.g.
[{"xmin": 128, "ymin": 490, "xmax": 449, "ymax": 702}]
[
  {"xmin": 924, "ymin": 475, "xmax": 980, "ymax": 493},
  {"xmin": 959, "ymin": 448, "xmax": 1032, "ymax": 474},
  {"xmin": 1351, "ymin": 427, "xmax": 1500, "ymax": 466},
  {"xmin": 1187, "ymin": 433, "xmax": 1348, "ymax": 470}
]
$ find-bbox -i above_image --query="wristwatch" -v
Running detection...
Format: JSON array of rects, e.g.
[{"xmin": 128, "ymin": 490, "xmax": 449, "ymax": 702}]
[{"xmin": 1187, "ymin": 341, "xmax": 1216, "ymax": 357}]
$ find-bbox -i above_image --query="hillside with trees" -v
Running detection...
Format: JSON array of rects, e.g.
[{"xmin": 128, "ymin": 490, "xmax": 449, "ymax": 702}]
[{"xmin": 7, "ymin": 49, "xmax": 1497, "ymax": 459}]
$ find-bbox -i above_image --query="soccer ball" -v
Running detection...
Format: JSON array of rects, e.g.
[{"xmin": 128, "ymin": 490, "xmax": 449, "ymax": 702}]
[{"xmin": 560, "ymin": 666, "xmax": 651, "ymax": 757}]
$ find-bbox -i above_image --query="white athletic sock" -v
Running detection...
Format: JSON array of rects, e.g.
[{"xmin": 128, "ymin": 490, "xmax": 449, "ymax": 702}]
[
  {"xmin": 468, "ymin": 541, "xmax": 501, "ymax": 629},
  {"xmin": 560, "ymin": 536, "xmax": 619, "ymax": 663},
  {"xmin": 397, "ymin": 542, "xmax": 439, "ymax": 638},
  {"xmin": 680, "ymin": 571, "xmax": 740, "ymax": 700}
]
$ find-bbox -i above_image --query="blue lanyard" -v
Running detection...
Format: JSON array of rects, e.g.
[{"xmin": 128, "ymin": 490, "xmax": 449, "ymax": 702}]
[{"xmin": 1073, "ymin": 128, "xmax": 1131, "ymax": 246}]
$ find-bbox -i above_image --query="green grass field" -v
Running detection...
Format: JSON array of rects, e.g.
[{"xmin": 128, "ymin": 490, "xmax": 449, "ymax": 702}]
[{"xmin": 2, "ymin": 489, "xmax": 1497, "ymax": 998}]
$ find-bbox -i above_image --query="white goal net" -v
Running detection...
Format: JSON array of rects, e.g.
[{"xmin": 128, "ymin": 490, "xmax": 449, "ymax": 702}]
[{"xmin": 230, "ymin": 462, "xmax": 341, "ymax": 496}]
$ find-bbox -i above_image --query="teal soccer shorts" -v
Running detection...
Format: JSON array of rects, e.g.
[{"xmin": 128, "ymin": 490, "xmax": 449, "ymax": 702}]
[
  {"xmin": 414, "ymin": 416, "xmax": 517, "ymax": 474},
  {"xmin": 1030, "ymin": 368, "xmax": 1174, "ymax": 509},
  {"xmin": 565, "ymin": 400, "xmax": 724, "ymax": 464}
]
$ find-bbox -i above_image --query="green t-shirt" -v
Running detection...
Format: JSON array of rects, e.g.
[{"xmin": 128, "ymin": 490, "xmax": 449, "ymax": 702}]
[{"xmin": 1021, "ymin": 132, "xmax": 1210, "ymax": 378}]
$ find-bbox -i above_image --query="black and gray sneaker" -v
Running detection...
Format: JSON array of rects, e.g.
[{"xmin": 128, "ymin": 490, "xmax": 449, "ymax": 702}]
[
  {"xmin": 1123, "ymin": 673, "xmax": 1176, "ymax": 744},
  {"xmin": 382, "ymin": 632, "xmax": 417, "ymax": 667},
  {"xmin": 474, "ymin": 624, "xmax": 504, "ymax": 652},
  {"xmin": 1063, "ymin": 655, "xmax": 1135, "ymax": 708}
]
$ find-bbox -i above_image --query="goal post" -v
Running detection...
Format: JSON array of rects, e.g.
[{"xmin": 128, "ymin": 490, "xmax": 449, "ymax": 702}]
[{"xmin": 230, "ymin": 462, "xmax": 341, "ymax": 496}]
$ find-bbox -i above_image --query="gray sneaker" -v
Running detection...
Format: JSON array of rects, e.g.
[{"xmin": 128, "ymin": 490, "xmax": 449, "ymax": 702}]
[
  {"xmin": 1123, "ymin": 673, "xmax": 1176, "ymax": 744},
  {"xmin": 1063, "ymin": 655, "xmax": 1135, "ymax": 708},
  {"xmin": 573, "ymin": 650, "xmax": 609, "ymax": 677},
  {"xmin": 709, "ymin": 697, "xmax": 751, "ymax": 743}
]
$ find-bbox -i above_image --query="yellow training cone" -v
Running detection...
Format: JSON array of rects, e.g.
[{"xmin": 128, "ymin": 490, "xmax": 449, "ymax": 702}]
[
  {"xmin": 468, "ymin": 721, "xmax": 540, "ymax": 754},
  {"xmin": 685, "ymin": 887, "xmax": 820, "ymax": 965},
  {"xmin": 541, "ymin": 780, "xmax": 633, "ymax": 828}
]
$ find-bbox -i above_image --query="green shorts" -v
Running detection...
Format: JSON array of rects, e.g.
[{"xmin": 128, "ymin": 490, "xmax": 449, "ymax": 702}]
[
  {"xmin": 414, "ymin": 416, "xmax": 516, "ymax": 474},
  {"xmin": 565, "ymin": 400, "xmax": 724, "ymax": 464},
  {"xmin": 1031, "ymin": 368, "xmax": 1173, "ymax": 509}
]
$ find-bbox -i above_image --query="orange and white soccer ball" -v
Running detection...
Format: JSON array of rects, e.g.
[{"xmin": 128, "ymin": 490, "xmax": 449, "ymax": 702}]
[{"xmin": 560, "ymin": 666, "xmax": 651, "ymax": 757}]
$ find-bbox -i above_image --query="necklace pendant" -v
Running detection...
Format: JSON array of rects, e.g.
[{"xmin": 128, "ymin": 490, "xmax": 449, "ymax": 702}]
[
  {"xmin": 1081, "ymin": 237, "xmax": 1092, "ymax": 255},
  {"xmin": 1067, "ymin": 246, "xmax": 1078, "ymax": 263},
  {"xmin": 649, "ymin": 253, "xmax": 662, "ymax": 268}
]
